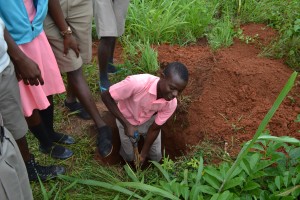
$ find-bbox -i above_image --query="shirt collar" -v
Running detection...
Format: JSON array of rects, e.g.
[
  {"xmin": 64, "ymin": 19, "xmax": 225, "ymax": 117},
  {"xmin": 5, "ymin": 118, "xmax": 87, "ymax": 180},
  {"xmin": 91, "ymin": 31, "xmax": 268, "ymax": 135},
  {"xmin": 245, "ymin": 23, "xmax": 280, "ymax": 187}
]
[
  {"xmin": 149, "ymin": 78, "xmax": 171, "ymax": 103},
  {"xmin": 149, "ymin": 78, "xmax": 159, "ymax": 96}
]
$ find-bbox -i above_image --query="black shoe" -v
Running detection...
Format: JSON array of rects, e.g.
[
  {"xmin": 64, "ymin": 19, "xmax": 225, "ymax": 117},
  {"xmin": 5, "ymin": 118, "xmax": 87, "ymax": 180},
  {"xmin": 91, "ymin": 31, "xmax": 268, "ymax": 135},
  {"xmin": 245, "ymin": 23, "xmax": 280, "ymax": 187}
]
[
  {"xmin": 39, "ymin": 145, "xmax": 73, "ymax": 160},
  {"xmin": 64, "ymin": 100, "xmax": 91, "ymax": 120},
  {"xmin": 96, "ymin": 126, "xmax": 113, "ymax": 157},
  {"xmin": 25, "ymin": 154, "xmax": 65, "ymax": 182},
  {"xmin": 51, "ymin": 132, "xmax": 75, "ymax": 145}
]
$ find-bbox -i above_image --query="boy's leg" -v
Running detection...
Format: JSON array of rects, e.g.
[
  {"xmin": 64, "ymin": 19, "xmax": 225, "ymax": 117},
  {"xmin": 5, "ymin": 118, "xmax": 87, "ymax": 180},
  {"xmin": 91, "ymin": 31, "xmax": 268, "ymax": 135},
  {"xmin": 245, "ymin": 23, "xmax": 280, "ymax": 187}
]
[
  {"xmin": 116, "ymin": 119, "xmax": 134, "ymax": 161},
  {"xmin": 66, "ymin": 68, "xmax": 106, "ymax": 129},
  {"xmin": 98, "ymin": 37, "xmax": 116, "ymax": 90},
  {"xmin": 138, "ymin": 116, "xmax": 162, "ymax": 162}
]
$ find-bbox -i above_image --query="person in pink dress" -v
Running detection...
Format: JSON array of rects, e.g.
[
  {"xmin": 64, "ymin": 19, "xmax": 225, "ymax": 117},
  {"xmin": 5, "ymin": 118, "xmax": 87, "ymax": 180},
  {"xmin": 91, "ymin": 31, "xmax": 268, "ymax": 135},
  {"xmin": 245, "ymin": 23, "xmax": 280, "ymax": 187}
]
[{"xmin": 0, "ymin": 0, "xmax": 73, "ymax": 180}]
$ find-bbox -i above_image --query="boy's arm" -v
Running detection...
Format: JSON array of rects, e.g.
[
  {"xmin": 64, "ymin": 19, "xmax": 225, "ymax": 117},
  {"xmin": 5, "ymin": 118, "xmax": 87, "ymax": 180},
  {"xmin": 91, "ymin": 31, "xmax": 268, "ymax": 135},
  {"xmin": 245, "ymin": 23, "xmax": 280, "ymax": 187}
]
[
  {"xmin": 4, "ymin": 29, "xmax": 44, "ymax": 86},
  {"xmin": 48, "ymin": 0, "xmax": 79, "ymax": 57},
  {"xmin": 101, "ymin": 90, "xmax": 136, "ymax": 137},
  {"xmin": 140, "ymin": 122, "xmax": 161, "ymax": 164}
]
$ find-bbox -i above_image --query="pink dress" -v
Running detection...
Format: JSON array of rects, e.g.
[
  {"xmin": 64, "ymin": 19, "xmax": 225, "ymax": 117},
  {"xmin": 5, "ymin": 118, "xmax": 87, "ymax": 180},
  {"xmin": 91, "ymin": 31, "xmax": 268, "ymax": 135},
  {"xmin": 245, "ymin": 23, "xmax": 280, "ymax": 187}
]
[{"xmin": 18, "ymin": 0, "xmax": 65, "ymax": 117}]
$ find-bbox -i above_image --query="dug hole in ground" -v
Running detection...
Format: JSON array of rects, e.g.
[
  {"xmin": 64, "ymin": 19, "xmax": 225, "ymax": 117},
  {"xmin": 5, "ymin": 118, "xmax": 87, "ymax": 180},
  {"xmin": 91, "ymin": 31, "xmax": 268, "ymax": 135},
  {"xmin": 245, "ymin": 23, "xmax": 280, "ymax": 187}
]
[{"xmin": 68, "ymin": 23, "xmax": 300, "ymax": 165}]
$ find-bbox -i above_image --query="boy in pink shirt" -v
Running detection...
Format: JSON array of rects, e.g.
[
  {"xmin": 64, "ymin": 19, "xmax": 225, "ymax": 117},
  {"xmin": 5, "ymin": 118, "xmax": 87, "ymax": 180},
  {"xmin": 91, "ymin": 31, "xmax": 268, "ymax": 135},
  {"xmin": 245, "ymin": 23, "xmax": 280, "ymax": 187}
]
[{"xmin": 101, "ymin": 62, "xmax": 188, "ymax": 165}]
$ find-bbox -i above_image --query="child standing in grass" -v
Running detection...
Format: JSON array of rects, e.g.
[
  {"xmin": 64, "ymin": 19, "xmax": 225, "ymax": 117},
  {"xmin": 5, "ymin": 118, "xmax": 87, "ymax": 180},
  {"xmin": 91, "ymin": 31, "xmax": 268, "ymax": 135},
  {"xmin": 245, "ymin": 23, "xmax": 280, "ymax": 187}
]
[
  {"xmin": 93, "ymin": 0, "xmax": 130, "ymax": 91},
  {"xmin": 0, "ymin": 0, "xmax": 74, "ymax": 164},
  {"xmin": 44, "ymin": 0, "xmax": 113, "ymax": 157},
  {"xmin": 0, "ymin": 16, "xmax": 65, "ymax": 182}
]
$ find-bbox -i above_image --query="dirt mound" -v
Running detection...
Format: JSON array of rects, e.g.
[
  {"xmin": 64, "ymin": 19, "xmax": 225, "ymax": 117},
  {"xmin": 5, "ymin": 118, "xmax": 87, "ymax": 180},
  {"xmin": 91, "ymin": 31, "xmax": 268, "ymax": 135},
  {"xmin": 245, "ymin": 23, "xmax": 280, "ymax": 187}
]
[{"xmin": 156, "ymin": 24, "xmax": 299, "ymax": 158}]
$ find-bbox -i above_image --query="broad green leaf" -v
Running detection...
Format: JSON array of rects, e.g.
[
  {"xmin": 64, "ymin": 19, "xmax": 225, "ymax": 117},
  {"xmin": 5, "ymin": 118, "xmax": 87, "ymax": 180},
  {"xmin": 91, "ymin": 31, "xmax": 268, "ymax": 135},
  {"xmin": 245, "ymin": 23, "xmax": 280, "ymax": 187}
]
[
  {"xmin": 198, "ymin": 185, "xmax": 217, "ymax": 195},
  {"xmin": 170, "ymin": 182, "xmax": 181, "ymax": 197},
  {"xmin": 118, "ymin": 182, "xmax": 180, "ymax": 200},
  {"xmin": 203, "ymin": 174, "xmax": 221, "ymax": 189},
  {"xmin": 218, "ymin": 190, "xmax": 232, "ymax": 200},
  {"xmin": 190, "ymin": 185, "xmax": 201, "ymax": 200},
  {"xmin": 219, "ymin": 72, "xmax": 298, "ymax": 192},
  {"xmin": 160, "ymin": 181, "xmax": 172, "ymax": 193},
  {"xmin": 289, "ymin": 147, "xmax": 300, "ymax": 161},
  {"xmin": 181, "ymin": 169, "xmax": 188, "ymax": 186},
  {"xmin": 254, "ymin": 160, "xmax": 275, "ymax": 172},
  {"xmin": 256, "ymin": 135, "xmax": 300, "ymax": 145},
  {"xmin": 251, "ymin": 171, "xmax": 267, "ymax": 179},
  {"xmin": 219, "ymin": 163, "xmax": 230, "ymax": 180},
  {"xmin": 251, "ymin": 143, "xmax": 264, "ymax": 152},
  {"xmin": 223, "ymin": 177, "xmax": 244, "ymax": 191},
  {"xmin": 275, "ymin": 176, "xmax": 281, "ymax": 190},
  {"xmin": 240, "ymin": 159, "xmax": 251, "ymax": 175},
  {"xmin": 210, "ymin": 193, "xmax": 219, "ymax": 200},
  {"xmin": 124, "ymin": 164, "xmax": 139, "ymax": 182},
  {"xmin": 292, "ymin": 173, "xmax": 300, "ymax": 185},
  {"xmin": 243, "ymin": 180, "xmax": 260, "ymax": 191},
  {"xmin": 283, "ymin": 171, "xmax": 291, "ymax": 188},
  {"xmin": 151, "ymin": 161, "xmax": 170, "ymax": 182},
  {"xmin": 249, "ymin": 153, "xmax": 260, "ymax": 170},
  {"xmin": 180, "ymin": 185, "xmax": 189, "ymax": 200},
  {"xmin": 196, "ymin": 157, "xmax": 204, "ymax": 184},
  {"xmin": 205, "ymin": 167, "xmax": 223, "ymax": 181},
  {"xmin": 229, "ymin": 166, "xmax": 243, "ymax": 180}
]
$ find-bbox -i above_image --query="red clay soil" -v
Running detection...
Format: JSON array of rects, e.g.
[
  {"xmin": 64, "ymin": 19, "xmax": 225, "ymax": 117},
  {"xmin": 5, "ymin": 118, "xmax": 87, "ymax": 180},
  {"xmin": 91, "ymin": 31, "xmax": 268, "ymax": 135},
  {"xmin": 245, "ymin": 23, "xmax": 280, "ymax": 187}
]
[{"xmin": 91, "ymin": 23, "xmax": 300, "ymax": 164}]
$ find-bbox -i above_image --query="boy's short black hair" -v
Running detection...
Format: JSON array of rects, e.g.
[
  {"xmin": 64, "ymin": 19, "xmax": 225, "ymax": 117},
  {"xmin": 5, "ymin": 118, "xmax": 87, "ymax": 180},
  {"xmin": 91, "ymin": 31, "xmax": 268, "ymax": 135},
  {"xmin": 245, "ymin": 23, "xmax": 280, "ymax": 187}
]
[{"xmin": 163, "ymin": 62, "xmax": 189, "ymax": 82}]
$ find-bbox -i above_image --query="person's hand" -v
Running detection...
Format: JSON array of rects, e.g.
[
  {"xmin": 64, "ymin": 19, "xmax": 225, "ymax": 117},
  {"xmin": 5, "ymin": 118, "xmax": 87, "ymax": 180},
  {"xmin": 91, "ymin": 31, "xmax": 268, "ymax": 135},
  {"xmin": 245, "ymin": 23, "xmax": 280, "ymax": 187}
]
[
  {"xmin": 139, "ymin": 154, "xmax": 146, "ymax": 166},
  {"xmin": 14, "ymin": 56, "xmax": 44, "ymax": 86},
  {"xmin": 63, "ymin": 34, "xmax": 79, "ymax": 57},
  {"xmin": 125, "ymin": 124, "xmax": 137, "ymax": 138}
]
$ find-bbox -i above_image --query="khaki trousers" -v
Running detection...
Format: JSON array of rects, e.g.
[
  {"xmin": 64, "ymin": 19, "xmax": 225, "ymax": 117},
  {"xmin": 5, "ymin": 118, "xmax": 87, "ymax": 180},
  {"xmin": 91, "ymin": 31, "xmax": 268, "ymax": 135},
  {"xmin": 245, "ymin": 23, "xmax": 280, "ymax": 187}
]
[{"xmin": 116, "ymin": 116, "xmax": 162, "ymax": 162}]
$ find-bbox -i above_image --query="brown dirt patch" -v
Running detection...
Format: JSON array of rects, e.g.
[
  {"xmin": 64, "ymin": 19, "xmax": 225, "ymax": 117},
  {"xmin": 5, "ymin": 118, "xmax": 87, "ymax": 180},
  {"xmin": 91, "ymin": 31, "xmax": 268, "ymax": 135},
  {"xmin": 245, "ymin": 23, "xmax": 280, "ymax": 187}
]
[{"xmin": 63, "ymin": 23, "xmax": 300, "ymax": 165}]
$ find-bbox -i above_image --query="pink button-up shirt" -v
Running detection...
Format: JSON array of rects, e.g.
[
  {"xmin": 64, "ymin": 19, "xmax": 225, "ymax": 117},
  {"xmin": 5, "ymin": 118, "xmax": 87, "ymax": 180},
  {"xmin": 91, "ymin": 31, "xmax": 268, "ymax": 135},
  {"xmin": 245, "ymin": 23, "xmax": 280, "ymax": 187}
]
[{"xmin": 109, "ymin": 74, "xmax": 177, "ymax": 126}]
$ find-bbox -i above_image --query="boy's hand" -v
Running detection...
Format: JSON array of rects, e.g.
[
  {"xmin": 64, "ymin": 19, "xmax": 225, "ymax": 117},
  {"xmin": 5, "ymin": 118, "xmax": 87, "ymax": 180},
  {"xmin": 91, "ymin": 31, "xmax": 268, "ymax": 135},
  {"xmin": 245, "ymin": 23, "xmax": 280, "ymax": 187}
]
[
  {"xmin": 14, "ymin": 57, "xmax": 44, "ymax": 86},
  {"xmin": 125, "ymin": 124, "xmax": 138, "ymax": 138},
  {"xmin": 63, "ymin": 35, "xmax": 79, "ymax": 57},
  {"xmin": 139, "ymin": 154, "xmax": 145, "ymax": 165}
]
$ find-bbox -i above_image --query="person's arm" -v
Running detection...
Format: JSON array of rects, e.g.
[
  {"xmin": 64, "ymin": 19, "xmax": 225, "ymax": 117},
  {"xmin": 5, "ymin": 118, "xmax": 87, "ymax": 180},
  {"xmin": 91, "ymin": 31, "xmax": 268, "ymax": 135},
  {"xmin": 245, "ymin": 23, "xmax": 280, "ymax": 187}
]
[
  {"xmin": 140, "ymin": 122, "xmax": 161, "ymax": 164},
  {"xmin": 101, "ymin": 90, "xmax": 137, "ymax": 137},
  {"xmin": 4, "ymin": 29, "xmax": 44, "ymax": 86},
  {"xmin": 48, "ymin": 0, "xmax": 79, "ymax": 57}
]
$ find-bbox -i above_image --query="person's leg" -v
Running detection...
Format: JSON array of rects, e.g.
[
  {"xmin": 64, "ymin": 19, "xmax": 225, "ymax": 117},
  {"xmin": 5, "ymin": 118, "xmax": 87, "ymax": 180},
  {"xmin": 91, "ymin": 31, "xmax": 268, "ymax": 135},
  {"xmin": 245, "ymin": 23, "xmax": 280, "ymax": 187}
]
[
  {"xmin": 116, "ymin": 119, "xmax": 134, "ymax": 161},
  {"xmin": 26, "ymin": 109, "xmax": 73, "ymax": 160},
  {"xmin": 146, "ymin": 131, "xmax": 162, "ymax": 162},
  {"xmin": 137, "ymin": 116, "xmax": 162, "ymax": 162},
  {"xmin": 98, "ymin": 36, "xmax": 117, "ymax": 91},
  {"xmin": 66, "ymin": 68, "xmax": 113, "ymax": 157},
  {"xmin": 67, "ymin": 68, "xmax": 106, "ymax": 128},
  {"xmin": 39, "ymin": 95, "xmax": 75, "ymax": 144}
]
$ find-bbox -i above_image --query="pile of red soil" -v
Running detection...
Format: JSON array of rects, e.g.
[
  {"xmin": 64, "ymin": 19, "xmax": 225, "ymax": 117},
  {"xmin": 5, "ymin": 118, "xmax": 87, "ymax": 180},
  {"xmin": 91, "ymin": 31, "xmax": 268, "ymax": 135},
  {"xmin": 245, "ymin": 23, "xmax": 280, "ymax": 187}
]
[
  {"xmin": 90, "ymin": 23, "xmax": 300, "ymax": 164},
  {"xmin": 158, "ymin": 24, "xmax": 300, "ymax": 158}
]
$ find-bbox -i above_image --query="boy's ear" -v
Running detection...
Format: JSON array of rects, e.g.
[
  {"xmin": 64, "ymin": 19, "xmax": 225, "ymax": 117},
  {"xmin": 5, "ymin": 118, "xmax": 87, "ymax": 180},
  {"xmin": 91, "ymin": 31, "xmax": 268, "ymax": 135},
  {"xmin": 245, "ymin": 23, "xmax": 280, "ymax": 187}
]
[{"xmin": 160, "ymin": 71, "xmax": 166, "ymax": 79}]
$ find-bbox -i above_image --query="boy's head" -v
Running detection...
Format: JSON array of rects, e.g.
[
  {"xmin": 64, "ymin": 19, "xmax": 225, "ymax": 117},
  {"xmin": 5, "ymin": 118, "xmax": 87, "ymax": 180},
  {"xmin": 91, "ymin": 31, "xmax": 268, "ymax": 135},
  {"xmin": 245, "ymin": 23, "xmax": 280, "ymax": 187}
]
[{"xmin": 157, "ymin": 62, "xmax": 188, "ymax": 101}]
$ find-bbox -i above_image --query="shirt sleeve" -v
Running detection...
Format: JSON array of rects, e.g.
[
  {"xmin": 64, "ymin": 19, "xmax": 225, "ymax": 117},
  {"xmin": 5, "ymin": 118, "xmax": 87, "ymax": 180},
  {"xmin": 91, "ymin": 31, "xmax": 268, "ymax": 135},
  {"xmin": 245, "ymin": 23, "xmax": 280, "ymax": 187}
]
[
  {"xmin": 155, "ymin": 99, "xmax": 177, "ymax": 126},
  {"xmin": 109, "ymin": 75, "xmax": 144, "ymax": 101}
]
